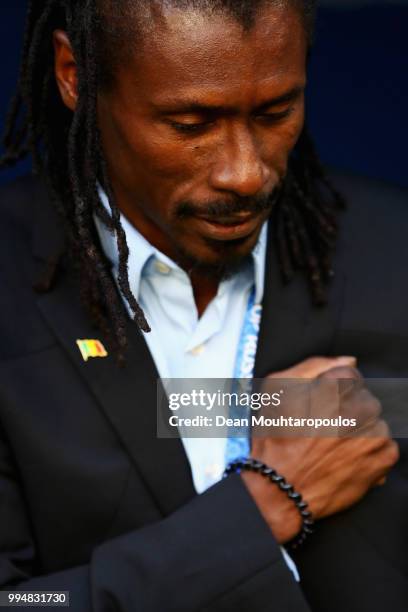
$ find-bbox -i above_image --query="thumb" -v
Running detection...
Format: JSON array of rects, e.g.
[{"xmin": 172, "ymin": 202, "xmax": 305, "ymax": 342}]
[{"xmin": 268, "ymin": 356, "xmax": 357, "ymax": 380}]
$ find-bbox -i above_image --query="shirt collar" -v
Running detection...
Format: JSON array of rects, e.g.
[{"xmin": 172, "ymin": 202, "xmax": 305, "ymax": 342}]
[{"xmin": 95, "ymin": 187, "xmax": 268, "ymax": 305}]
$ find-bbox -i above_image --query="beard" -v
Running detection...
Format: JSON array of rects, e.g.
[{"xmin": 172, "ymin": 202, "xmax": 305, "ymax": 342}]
[
  {"xmin": 171, "ymin": 182, "xmax": 283, "ymax": 281},
  {"xmin": 175, "ymin": 184, "xmax": 280, "ymax": 219}
]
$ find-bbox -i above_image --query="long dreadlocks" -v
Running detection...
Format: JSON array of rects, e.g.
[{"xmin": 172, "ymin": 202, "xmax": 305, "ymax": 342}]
[{"xmin": 0, "ymin": 0, "xmax": 345, "ymax": 363}]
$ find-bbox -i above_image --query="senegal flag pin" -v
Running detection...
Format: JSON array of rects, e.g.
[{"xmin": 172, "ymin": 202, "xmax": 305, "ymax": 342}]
[{"xmin": 76, "ymin": 339, "xmax": 108, "ymax": 362}]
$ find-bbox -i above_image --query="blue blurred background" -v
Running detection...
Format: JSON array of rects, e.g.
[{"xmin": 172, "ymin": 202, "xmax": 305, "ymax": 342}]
[{"xmin": 1, "ymin": 1, "xmax": 407, "ymax": 187}]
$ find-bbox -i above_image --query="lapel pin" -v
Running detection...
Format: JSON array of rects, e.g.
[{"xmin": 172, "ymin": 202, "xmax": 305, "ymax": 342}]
[{"xmin": 76, "ymin": 339, "xmax": 108, "ymax": 362}]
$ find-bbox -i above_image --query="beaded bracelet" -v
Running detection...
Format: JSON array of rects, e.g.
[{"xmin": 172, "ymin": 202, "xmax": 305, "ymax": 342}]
[{"xmin": 224, "ymin": 457, "xmax": 315, "ymax": 549}]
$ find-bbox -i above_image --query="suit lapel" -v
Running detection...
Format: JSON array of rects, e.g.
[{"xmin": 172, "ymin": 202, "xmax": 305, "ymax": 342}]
[
  {"xmin": 32, "ymin": 187, "xmax": 195, "ymax": 515},
  {"xmin": 255, "ymin": 223, "xmax": 345, "ymax": 377},
  {"xmin": 36, "ymin": 272, "xmax": 195, "ymax": 516}
]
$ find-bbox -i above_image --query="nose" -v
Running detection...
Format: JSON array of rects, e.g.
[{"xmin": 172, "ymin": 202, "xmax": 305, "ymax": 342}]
[{"xmin": 209, "ymin": 125, "xmax": 271, "ymax": 197}]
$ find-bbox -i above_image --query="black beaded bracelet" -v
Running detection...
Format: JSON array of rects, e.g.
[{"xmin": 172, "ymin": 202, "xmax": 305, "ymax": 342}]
[{"xmin": 224, "ymin": 457, "xmax": 315, "ymax": 549}]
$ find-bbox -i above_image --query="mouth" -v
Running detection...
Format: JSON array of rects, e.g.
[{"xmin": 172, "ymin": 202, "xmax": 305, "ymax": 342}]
[{"xmin": 191, "ymin": 210, "xmax": 265, "ymax": 241}]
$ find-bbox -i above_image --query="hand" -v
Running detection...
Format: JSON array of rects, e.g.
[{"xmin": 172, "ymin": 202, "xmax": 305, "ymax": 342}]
[{"xmin": 241, "ymin": 356, "xmax": 399, "ymax": 544}]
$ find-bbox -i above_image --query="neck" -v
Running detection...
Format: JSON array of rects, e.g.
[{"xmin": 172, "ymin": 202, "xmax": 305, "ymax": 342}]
[
  {"xmin": 113, "ymin": 191, "xmax": 225, "ymax": 315},
  {"xmin": 116, "ymin": 196, "xmax": 221, "ymax": 316},
  {"xmin": 189, "ymin": 271, "xmax": 220, "ymax": 317}
]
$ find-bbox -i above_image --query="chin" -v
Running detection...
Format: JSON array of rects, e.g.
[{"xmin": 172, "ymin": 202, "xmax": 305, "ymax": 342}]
[{"xmin": 177, "ymin": 230, "xmax": 261, "ymax": 280}]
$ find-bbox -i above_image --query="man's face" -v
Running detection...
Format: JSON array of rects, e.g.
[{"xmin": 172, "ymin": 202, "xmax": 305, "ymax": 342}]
[{"xmin": 97, "ymin": 3, "xmax": 307, "ymax": 270}]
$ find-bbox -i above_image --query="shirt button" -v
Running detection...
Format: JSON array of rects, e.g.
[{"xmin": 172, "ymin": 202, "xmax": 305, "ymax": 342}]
[
  {"xmin": 155, "ymin": 261, "xmax": 171, "ymax": 275},
  {"xmin": 190, "ymin": 344, "xmax": 205, "ymax": 356}
]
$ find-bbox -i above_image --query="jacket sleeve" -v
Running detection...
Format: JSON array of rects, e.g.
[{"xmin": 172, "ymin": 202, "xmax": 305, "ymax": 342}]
[{"xmin": 0, "ymin": 432, "xmax": 310, "ymax": 612}]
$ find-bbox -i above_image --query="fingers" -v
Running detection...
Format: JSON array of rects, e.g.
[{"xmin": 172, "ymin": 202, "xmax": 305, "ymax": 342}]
[
  {"xmin": 317, "ymin": 368, "xmax": 383, "ymax": 436},
  {"xmin": 384, "ymin": 439, "xmax": 400, "ymax": 468},
  {"xmin": 269, "ymin": 356, "xmax": 357, "ymax": 380},
  {"xmin": 319, "ymin": 364, "xmax": 363, "ymax": 382},
  {"xmin": 339, "ymin": 387, "xmax": 382, "ymax": 434},
  {"xmin": 265, "ymin": 357, "xmax": 395, "ymax": 455},
  {"xmin": 367, "ymin": 439, "xmax": 400, "ymax": 488}
]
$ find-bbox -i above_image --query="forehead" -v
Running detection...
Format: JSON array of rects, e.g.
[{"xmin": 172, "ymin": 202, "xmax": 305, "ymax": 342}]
[{"xmin": 111, "ymin": 3, "xmax": 307, "ymax": 104}]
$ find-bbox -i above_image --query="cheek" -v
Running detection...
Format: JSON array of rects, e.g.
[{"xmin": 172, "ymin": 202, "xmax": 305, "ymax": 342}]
[
  {"xmin": 99, "ymin": 103, "xmax": 197, "ymax": 197},
  {"xmin": 263, "ymin": 108, "xmax": 305, "ymax": 171},
  {"xmin": 114, "ymin": 115, "xmax": 201, "ymax": 181},
  {"xmin": 278, "ymin": 105, "xmax": 305, "ymax": 151}
]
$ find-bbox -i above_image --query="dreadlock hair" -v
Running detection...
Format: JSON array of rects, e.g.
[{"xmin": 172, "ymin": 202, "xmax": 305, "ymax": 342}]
[{"xmin": 1, "ymin": 0, "xmax": 345, "ymax": 363}]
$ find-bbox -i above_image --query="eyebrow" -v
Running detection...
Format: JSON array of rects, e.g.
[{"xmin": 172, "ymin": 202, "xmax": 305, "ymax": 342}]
[
  {"xmin": 154, "ymin": 85, "xmax": 305, "ymax": 115},
  {"xmin": 257, "ymin": 86, "xmax": 305, "ymax": 111}
]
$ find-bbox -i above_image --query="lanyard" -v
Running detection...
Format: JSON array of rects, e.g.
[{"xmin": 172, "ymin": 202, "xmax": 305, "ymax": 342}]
[{"xmin": 225, "ymin": 286, "xmax": 262, "ymax": 463}]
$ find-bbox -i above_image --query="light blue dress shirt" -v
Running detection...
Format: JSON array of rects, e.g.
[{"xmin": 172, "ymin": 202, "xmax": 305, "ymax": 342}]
[
  {"xmin": 95, "ymin": 190, "xmax": 299, "ymax": 581},
  {"xmin": 95, "ymin": 191, "xmax": 267, "ymax": 492}
]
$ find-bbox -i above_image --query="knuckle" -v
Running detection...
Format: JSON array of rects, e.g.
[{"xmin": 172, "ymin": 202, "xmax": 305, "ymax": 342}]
[
  {"xmin": 361, "ymin": 393, "xmax": 382, "ymax": 420},
  {"xmin": 385, "ymin": 441, "xmax": 400, "ymax": 466},
  {"xmin": 369, "ymin": 396, "xmax": 382, "ymax": 419},
  {"xmin": 319, "ymin": 365, "xmax": 362, "ymax": 381},
  {"xmin": 349, "ymin": 389, "xmax": 382, "ymax": 425},
  {"xmin": 378, "ymin": 419, "xmax": 391, "ymax": 437},
  {"xmin": 368, "ymin": 419, "xmax": 390, "ymax": 441},
  {"xmin": 305, "ymin": 357, "xmax": 326, "ymax": 366},
  {"xmin": 297, "ymin": 357, "xmax": 326, "ymax": 375}
]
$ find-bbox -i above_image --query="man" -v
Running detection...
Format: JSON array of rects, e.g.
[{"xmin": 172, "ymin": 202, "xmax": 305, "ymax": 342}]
[{"xmin": 0, "ymin": 0, "xmax": 408, "ymax": 610}]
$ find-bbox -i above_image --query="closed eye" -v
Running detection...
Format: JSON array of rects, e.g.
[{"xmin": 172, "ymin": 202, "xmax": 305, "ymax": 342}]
[
  {"xmin": 168, "ymin": 119, "xmax": 214, "ymax": 134},
  {"xmin": 256, "ymin": 107, "xmax": 295, "ymax": 123},
  {"xmin": 166, "ymin": 106, "xmax": 295, "ymax": 135}
]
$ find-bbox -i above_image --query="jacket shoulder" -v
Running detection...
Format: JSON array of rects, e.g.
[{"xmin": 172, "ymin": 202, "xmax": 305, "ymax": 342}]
[
  {"xmin": 330, "ymin": 171, "xmax": 408, "ymax": 231},
  {"xmin": 0, "ymin": 175, "xmax": 58, "ymax": 360},
  {"xmin": 329, "ymin": 171, "xmax": 408, "ymax": 261},
  {"xmin": 0, "ymin": 173, "xmax": 47, "ymax": 224},
  {"xmin": 329, "ymin": 171, "xmax": 408, "ymax": 342}
]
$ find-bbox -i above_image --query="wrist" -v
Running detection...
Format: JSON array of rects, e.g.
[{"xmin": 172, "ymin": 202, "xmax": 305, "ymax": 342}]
[{"xmin": 241, "ymin": 470, "xmax": 302, "ymax": 544}]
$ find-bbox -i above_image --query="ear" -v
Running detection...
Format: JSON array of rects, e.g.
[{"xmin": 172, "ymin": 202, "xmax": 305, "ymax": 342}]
[{"xmin": 53, "ymin": 29, "xmax": 78, "ymax": 111}]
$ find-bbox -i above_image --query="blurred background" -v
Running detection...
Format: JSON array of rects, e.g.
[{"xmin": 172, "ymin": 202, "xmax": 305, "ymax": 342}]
[{"xmin": 1, "ymin": 1, "xmax": 407, "ymax": 187}]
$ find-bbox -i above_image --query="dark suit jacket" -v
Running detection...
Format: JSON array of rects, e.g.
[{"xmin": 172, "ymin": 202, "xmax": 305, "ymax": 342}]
[{"xmin": 0, "ymin": 173, "xmax": 408, "ymax": 611}]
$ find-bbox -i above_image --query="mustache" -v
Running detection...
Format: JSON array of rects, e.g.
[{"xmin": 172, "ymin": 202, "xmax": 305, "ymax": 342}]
[{"xmin": 175, "ymin": 185, "xmax": 282, "ymax": 220}]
